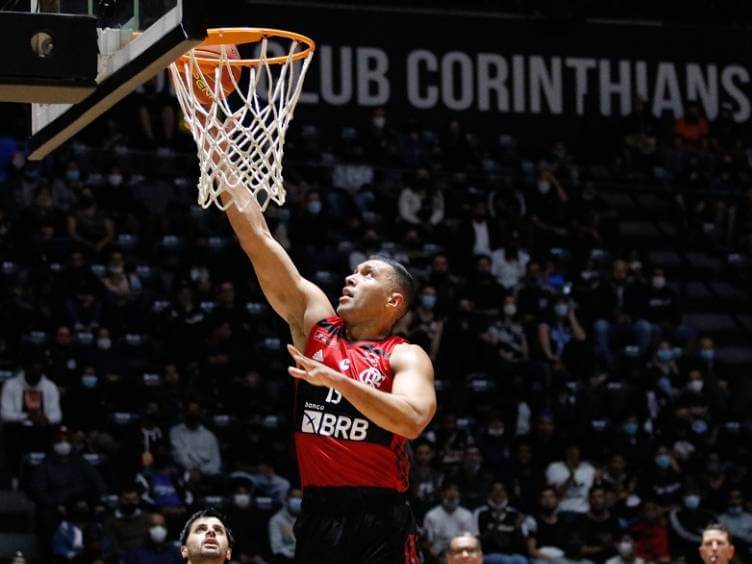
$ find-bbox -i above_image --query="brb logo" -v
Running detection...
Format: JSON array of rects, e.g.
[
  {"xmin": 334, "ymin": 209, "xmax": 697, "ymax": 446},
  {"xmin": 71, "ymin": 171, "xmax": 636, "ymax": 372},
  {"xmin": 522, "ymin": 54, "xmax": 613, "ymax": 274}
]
[
  {"xmin": 358, "ymin": 367, "xmax": 385, "ymax": 388},
  {"xmin": 301, "ymin": 410, "xmax": 369, "ymax": 441}
]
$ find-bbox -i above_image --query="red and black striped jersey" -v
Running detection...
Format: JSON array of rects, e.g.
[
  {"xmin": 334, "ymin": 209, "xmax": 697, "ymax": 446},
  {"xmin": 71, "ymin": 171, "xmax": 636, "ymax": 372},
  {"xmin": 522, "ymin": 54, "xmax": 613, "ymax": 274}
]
[{"xmin": 295, "ymin": 316, "xmax": 411, "ymax": 492}]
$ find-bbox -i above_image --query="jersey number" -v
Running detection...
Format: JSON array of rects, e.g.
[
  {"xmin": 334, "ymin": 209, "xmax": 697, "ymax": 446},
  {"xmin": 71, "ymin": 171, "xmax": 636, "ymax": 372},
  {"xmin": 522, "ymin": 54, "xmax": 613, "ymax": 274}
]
[{"xmin": 325, "ymin": 387, "xmax": 342, "ymax": 404}]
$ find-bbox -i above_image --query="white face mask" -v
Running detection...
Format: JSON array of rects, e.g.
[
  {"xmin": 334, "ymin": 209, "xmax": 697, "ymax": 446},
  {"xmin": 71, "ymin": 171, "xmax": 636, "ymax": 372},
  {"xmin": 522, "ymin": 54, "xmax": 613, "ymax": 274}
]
[
  {"xmin": 687, "ymin": 380, "xmax": 704, "ymax": 393},
  {"xmin": 372, "ymin": 116, "xmax": 386, "ymax": 129},
  {"xmin": 97, "ymin": 338, "xmax": 112, "ymax": 350},
  {"xmin": 149, "ymin": 525, "xmax": 168, "ymax": 544},
  {"xmin": 617, "ymin": 541, "xmax": 634, "ymax": 557},
  {"xmin": 503, "ymin": 303, "xmax": 517, "ymax": 317},
  {"xmin": 537, "ymin": 180, "xmax": 551, "ymax": 194},
  {"xmin": 53, "ymin": 441, "xmax": 72, "ymax": 457},
  {"xmin": 233, "ymin": 493, "xmax": 251, "ymax": 509},
  {"xmin": 652, "ymin": 276, "xmax": 666, "ymax": 289},
  {"xmin": 554, "ymin": 303, "xmax": 569, "ymax": 317}
]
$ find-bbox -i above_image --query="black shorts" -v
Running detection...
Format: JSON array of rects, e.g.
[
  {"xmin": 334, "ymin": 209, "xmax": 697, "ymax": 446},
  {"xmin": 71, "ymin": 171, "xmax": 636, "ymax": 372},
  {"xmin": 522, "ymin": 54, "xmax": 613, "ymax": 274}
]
[{"xmin": 293, "ymin": 487, "xmax": 420, "ymax": 564}]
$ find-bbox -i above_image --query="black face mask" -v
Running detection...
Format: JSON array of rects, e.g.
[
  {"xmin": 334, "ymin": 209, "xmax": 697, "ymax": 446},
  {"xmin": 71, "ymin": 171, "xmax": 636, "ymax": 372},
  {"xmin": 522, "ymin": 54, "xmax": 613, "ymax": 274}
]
[
  {"xmin": 25, "ymin": 372, "xmax": 42, "ymax": 386},
  {"xmin": 120, "ymin": 503, "xmax": 137, "ymax": 516},
  {"xmin": 185, "ymin": 414, "xmax": 201, "ymax": 427}
]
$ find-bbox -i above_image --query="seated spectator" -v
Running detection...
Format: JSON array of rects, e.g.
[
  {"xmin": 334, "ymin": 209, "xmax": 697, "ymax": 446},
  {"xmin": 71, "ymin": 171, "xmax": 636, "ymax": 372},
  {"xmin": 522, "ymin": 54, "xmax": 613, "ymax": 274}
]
[
  {"xmin": 47, "ymin": 325, "xmax": 80, "ymax": 386},
  {"xmin": 639, "ymin": 446, "xmax": 683, "ymax": 510},
  {"xmin": 169, "ymin": 401, "xmax": 222, "ymax": 483},
  {"xmin": 123, "ymin": 402, "xmax": 166, "ymax": 474},
  {"xmin": 630, "ymin": 499, "xmax": 670, "ymax": 564},
  {"xmin": 516, "ymin": 261, "xmax": 554, "ymax": 322},
  {"xmin": 475, "ymin": 482, "xmax": 527, "ymax": 564},
  {"xmin": 1, "ymin": 356, "xmax": 62, "ymax": 476},
  {"xmin": 123, "ymin": 511, "xmax": 182, "ymax": 564},
  {"xmin": 30, "ymin": 427, "xmax": 106, "ymax": 536},
  {"xmin": 480, "ymin": 296, "xmax": 529, "ymax": 370},
  {"xmin": 528, "ymin": 169, "xmax": 570, "ymax": 254},
  {"xmin": 643, "ymin": 269, "xmax": 683, "ymax": 339},
  {"xmin": 52, "ymin": 499, "xmax": 88, "ymax": 562},
  {"xmin": 423, "ymin": 482, "xmax": 477, "ymax": 560},
  {"xmin": 434, "ymin": 413, "xmax": 474, "ymax": 474},
  {"xmin": 63, "ymin": 282, "xmax": 103, "ymax": 332},
  {"xmin": 605, "ymin": 533, "xmax": 645, "ymax": 564},
  {"xmin": 452, "ymin": 446, "xmax": 495, "ymax": 510},
  {"xmin": 524, "ymin": 486, "xmax": 577, "ymax": 563},
  {"xmin": 136, "ymin": 447, "xmax": 189, "ymax": 527},
  {"xmin": 247, "ymin": 461, "xmax": 291, "ymax": 508},
  {"xmin": 599, "ymin": 453, "xmax": 637, "ymax": 501},
  {"xmin": 591, "ymin": 259, "xmax": 651, "ymax": 368},
  {"xmin": 717, "ymin": 489, "xmax": 752, "ymax": 561},
  {"xmin": 667, "ymin": 487, "xmax": 717, "ymax": 558},
  {"xmin": 673, "ymin": 102, "xmax": 709, "ymax": 146},
  {"xmin": 225, "ymin": 482, "xmax": 268, "ymax": 562},
  {"xmin": 394, "ymin": 284, "xmax": 445, "ymax": 363},
  {"xmin": 463, "ymin": 255, "xmax": 506, "ymax": 318},
  {"xmin": 477, "ymin": 413, "xmax": 511, "ymax": 478},
  {"xmin": 490, "ymin": 239, "xmax": 530, "ymax": 291},
  {"xmin": 457, "ymin": 202, "xmax": 502, "ymax": 267},
  {"xmin": 545, "ymin": 442, "xmax": 595, "ymax": 514},
  {"xmin": 536, "ymin": 297, "xmax": 589, "ymax": 377},
  {"xmin": 268, "ymin": 488, "xmax": 302, "ymax": 563},
  {"xmin": 65, "ymin": 188, "xmax": 115, "ymax": 257},
  {"xmin": 576, "ymin": 485, "xmax": 622, "ymax": 563},
  {"xmin": 622, "ymin": 97, "xmax": 659, "ymax": 173},
  {"xmin": 446, "ymin": 532, "xmax": 484, "ymax": 564},
  {"xmin": 506, "ymin": 442, "xmax": 543, "ymax": 514},
  {"xmin": 410, "ymin": 440, "xmax": 444, "ymax": 520},
  {"xmin": 104, "ymin": 485, "xmax": 151, "ymax": 560},
  {"xmin": 397, "ymin": 172, "xmax": 445, "ymax": 230}
]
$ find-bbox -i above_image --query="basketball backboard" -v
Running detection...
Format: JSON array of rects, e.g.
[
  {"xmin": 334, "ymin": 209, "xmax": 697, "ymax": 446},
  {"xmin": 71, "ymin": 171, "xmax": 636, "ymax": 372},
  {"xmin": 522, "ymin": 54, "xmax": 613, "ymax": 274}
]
[{"xmin": 27, "ymin": 0, "xmax": 211, "ymax": 160}]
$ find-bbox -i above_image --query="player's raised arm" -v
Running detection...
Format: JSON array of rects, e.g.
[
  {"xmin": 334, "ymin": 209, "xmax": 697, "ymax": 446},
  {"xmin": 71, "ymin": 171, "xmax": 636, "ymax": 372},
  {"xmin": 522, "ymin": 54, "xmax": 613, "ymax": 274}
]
[{"xmin": 219, "ymin": 186, "xmax": 334, "ymax": 343}]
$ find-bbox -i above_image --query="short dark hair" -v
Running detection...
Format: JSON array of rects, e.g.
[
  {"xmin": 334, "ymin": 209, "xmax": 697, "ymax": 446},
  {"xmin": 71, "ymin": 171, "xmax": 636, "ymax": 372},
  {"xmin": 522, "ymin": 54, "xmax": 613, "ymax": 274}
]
[
  {"xmin": 703, "ymin": 523, "xmax": 732, "ymax": 543},
  {"xmin": 179, "ymin": 508, "xmax": 234, "ymax": 549},
  {"xmin": 368, "ymin": 255, "xmax": 417, "ymax": 312}
]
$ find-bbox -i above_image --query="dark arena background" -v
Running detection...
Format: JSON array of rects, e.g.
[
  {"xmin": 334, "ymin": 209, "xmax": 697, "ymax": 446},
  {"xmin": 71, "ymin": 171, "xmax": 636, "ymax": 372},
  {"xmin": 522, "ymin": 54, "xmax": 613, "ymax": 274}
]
[{"xmin": 0, "ymin": 1, "xmax": 751, "ymax": 562}]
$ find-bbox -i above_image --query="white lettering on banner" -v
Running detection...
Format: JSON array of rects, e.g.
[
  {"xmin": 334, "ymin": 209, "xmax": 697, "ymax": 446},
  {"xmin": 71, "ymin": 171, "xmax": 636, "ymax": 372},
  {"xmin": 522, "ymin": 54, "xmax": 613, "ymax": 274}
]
[
  {"xmin": 635, "ymin": 60, "xmax": 649, "ymax": 101},
  {"xmin": 357, "ymin": 47, "xmax": 390, "ymax": 105},
  {"xmin": 442, "ymin": 51, "xmax": 474, "ymax": 110},
  {"xmin": 407, "ymin": 50, "xmax": 438, "ymax": 108},
  {"xmin": 301, "ymin": 410, "xmax": 369, "ymax": 441},
  {"xmin": 653, "ymin": 62, "xmax": 683, "ymax": 116},
  {"xmin": 529, "ymin": 56, "xmax": 563, "ymax": 114},
  {"xmin": 599, "ymin": 59, "xmax": 632, "ymax": 116},
  {"xmin": 687, "ymin": 64, "xmax": 719, "ymax": 119},
  {"xmin": 320, "ymin": 46, "xmax": 353, "ymax": 105},
  {"xmin": 512, "ymin": 55, "xmax": 526, "ymax": 112},
  {"xmin": 565, "ymin": 57, "xmax": 597, "ymax": 116},
  {"xmin": 476, "ymin": 53, "xmax": 509, "ymax": 112},
  {"xmin": 721, "ymin": 65, "xmax": 751, "ymax": 121}
]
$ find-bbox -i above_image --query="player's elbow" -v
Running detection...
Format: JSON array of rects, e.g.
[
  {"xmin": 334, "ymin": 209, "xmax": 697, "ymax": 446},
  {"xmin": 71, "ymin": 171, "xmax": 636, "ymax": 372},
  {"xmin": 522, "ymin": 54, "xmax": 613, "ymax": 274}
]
[{"xmin": 404, "ymin": 405, "xmax": 435, "ymax": 440}]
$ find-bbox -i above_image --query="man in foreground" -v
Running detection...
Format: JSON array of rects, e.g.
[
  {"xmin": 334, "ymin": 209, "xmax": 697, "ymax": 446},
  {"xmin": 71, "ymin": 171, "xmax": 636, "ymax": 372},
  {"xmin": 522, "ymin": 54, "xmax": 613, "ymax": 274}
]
[{"xmin": 179, "ymin": 509, "xmax": 233, "ymax": 563}]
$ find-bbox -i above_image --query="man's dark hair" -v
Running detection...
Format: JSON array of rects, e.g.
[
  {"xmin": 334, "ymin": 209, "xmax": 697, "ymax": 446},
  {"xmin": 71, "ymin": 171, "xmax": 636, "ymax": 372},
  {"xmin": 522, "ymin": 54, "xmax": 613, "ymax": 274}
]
[
  {"xmin": 179, "ymin": 508, "xmax": 234, "ymax": 548},
  {"xmin": 703, "ymin": 523, "xmax": 732, "ymax": 543},
  {"xmin": 368, "ymin": 255, "xmax": 417, "ymax": 312}
]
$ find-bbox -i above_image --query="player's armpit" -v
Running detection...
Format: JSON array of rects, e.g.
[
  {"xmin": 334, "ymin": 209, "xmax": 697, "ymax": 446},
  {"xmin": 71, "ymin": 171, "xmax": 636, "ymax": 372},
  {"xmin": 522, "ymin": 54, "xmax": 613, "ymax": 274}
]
[{"xmin": 390, "ymin": 344, "xmax": 437, "ymax": 438}]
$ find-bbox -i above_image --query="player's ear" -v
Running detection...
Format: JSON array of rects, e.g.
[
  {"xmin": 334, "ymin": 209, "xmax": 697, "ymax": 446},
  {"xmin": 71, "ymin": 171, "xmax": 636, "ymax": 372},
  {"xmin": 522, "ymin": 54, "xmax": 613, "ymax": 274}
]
[
  {"xmin": 386, "ymin": 291, "xmax": 404, "ymax": 310},
  {"xmin": 180, "ymin": 546, "xmax": 188, "ymax": 559},
  {"xmin": 226, "ymin": 547, "xmax": 232, "ymax": 560}
]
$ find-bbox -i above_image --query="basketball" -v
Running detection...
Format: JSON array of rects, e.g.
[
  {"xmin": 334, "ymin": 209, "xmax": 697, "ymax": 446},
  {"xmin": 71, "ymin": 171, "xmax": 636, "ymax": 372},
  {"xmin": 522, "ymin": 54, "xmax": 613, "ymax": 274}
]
[{"xmin": 190, "ymin": 44, "xmax": 242, "ymax": 105}]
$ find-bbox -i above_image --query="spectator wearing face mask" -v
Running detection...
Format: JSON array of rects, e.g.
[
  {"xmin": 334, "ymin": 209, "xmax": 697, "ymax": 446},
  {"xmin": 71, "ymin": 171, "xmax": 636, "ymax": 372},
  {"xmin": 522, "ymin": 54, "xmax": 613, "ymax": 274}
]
[
  {"xmin": 424, "ymin": 482, "xmax": 478, "ymax": 559},
  {"xmin": 394, "ymin": 284, "xmax": 445, "ymax": 363},
  {"xmin": 225, "ymin": 482, "xmax": 268, "ymax": 561},
  {"xmin": 410, "ymin": 441, "xmax": 445, "ymax": 521},
  {"xmin": 268, "ymin": 489, "xmax": 303, "ymax": 563},
  {"xmin": 537, "ymin": 298, "xmax": 589, "ymax": 377},
  {"xmin": 528, "ymin": 169, "xmax": 570, "ymax": 255},
  {"xmin": 452, "ymin": 446, "xmax": 495, "ymax": 510},
  {"xmin": 1, "ymin": 356, "xmax": 62, "ymax": 477},
  {"xmin": 169, "ymin": 401, "xmax": 222, "ymax": 484},
  {"xmin": 718, "ymin": 489, "xmax": 752, "ymax": 559},
  {"xmin": 605, "ymin": 533, "xmax": 645, "ymax": 564},
  {"xmin": 104, "ymin": 486, "xmax": 151, "ymax": 559},
  {"xmin": 545, "ymin": 442, "xmax": 595, "ymax": 515},
  {"xmin": 643, "ymin": 269, "xmax": 685, "ymax": 341},
  {"xmin": 123, "ymin": 511, "xmax": 182, "ymax": 564},
  {"xmin": 667, "ymin": 488, "xmax": 717, "ymax": 558},
  {"xmin": 644, "ymin": 341, "xmax": 680, "ymax": 400},
  {"xmin": 475, "ymin": 482, "xmax": 527, "ymax": 564},
  {"xmin": 480, "ymin": 296, "xmax": 529, "ymax": 371},
  {"xmin": 490, "ymin": 237, "xmax": 530, "ymax": 291},
  {"xmin": 640, "ymin": 446, "xmax": 683, "ymax": 511}
]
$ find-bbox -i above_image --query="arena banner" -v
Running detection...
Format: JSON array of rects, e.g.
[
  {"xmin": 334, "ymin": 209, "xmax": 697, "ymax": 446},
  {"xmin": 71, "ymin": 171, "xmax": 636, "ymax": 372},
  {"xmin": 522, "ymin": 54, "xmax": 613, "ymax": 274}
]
[{"xmin": 185, "ymin": 4, "xmax": 752, "ymax": 146}]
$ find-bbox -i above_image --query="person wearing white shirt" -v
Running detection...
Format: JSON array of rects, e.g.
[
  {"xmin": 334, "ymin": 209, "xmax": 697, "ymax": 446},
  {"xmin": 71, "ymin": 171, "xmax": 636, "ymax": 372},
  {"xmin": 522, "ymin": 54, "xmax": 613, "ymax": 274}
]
[
  {"xmin": 544, "ymin": 443, "xmax": 595, "ymax": 514},
  {"xmin": 169, "ymin": 401, "xmax": 222, "ymax": 478},
  {"xmin": 423, "ymin": 482, "xmax": 477, "ymax": 559},
  {"xmin": 491, "ymin": 246, "xmax": 530, "ymax": 290},
  {"xmin": 719, "ymin": 489, "xmax": 752, "ymax": 558},
  {"xmin": 1, "ymin": 360, "xmax": 63, "ymax": 478}
]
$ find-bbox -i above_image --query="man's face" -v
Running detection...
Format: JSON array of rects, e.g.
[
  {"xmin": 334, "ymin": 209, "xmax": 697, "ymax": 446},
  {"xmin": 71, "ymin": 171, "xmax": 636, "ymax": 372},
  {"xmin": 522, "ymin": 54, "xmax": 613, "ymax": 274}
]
[
  {"xmin": 540, "ymin": 489, "xmax": 558, "ymax": 512},
  {"xmin": 589, "ymin": 489, "xmax": 606, "ymax": 513},
  {"xmin": 699, "ymin": 530, "xmax": 734, "ymax": 564},
  {"xmin": 446, "ymin": 535, "xmax": 483, "ymax": 564},
  {"xmin": 180, "ymin": 517, "xmax": 232, "ymax": 563},
  {"xmin": 415, "ymin": 444, "xmax": 433, "ymax": 465},
  {"xmin": 337, "ymin": 260, "xmax": 401, "ymax": 321}
]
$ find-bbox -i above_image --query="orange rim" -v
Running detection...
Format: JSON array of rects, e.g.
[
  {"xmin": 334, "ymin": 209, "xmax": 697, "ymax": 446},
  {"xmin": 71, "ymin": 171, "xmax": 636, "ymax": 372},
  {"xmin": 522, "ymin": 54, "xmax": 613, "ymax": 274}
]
[{"xmin": 176, "ymin": 27, "xmax": 316, "ymax": 68}]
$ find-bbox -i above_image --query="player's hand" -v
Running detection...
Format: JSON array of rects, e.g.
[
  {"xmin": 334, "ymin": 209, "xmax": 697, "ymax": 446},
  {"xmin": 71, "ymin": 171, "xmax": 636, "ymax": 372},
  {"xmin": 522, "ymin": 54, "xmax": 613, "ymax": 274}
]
[{"xmin": 287, "ymin": 344, "xmax": 343, "ymax": 388}]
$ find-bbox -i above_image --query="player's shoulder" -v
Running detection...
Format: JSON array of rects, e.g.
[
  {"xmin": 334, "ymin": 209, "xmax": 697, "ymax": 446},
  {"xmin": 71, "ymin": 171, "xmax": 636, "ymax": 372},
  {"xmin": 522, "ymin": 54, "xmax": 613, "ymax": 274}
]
[{"xmin": 390, "ymin": 342, "xmax": 432, "ymax": 370}]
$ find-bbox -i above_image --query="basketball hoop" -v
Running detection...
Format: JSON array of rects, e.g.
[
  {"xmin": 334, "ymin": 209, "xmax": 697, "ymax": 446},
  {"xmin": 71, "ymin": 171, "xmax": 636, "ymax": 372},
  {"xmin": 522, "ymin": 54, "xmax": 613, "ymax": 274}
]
[{"xmin": 169, "ymin": 28, "xmax": 316, "ymax": 211}]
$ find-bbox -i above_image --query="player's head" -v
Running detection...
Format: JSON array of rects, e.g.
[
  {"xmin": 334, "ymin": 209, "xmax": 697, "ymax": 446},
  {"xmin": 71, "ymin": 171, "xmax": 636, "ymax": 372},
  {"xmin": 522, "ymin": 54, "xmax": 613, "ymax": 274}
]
[
  {"xmin": 699, "ymin": 524, "xmax": 734, "ymax": 564},
  {"xmin": 446, "ymin": 532, "xmax": 483, "ymax": 564},
  {"xmin": 179, "ymin": 508, "xmax": 233, "ymax": 563},
  {"xmin": 337, "ymin": 256, "xmax": 416, "ymax": 326}
]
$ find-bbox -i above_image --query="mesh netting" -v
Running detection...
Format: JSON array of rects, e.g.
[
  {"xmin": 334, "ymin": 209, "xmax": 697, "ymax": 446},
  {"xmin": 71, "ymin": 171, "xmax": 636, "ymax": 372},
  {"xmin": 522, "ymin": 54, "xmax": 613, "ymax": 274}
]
[{"xmin": 169, "ymin": 37, "xmax": 314, "ymax": 211}]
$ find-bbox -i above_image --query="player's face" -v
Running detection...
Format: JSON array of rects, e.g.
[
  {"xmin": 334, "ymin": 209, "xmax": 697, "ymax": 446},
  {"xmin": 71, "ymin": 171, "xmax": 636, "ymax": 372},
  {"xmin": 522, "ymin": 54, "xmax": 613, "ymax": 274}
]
[
  {"xmin": 337, "ymin": 260, "xmax": 400, "ymax": 320},
  {"xmin": 699, "ymin": 530, "xmax": 734, "ymax": 564},
  {"xmin": 180, "ymin": 517, "xmax": 231, "ymax": 563},
  {"xmin": 446, "ymin": 536, "xmax": 483, "ymax": 564}
]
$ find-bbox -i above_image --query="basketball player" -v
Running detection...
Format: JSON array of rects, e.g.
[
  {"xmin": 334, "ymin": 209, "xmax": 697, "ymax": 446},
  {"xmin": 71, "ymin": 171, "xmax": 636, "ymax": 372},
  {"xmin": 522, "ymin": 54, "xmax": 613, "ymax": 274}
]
[
  {"xmin": 699, "ymin": 524, "xmax": 735, "ymax": 564},
  {"xmin": 179, "ymin": 509, "xmax": 233, "ymax": 563},
  {"xmin": 217, "ymin": 172, "xmax": 436, "ymax": 562}
]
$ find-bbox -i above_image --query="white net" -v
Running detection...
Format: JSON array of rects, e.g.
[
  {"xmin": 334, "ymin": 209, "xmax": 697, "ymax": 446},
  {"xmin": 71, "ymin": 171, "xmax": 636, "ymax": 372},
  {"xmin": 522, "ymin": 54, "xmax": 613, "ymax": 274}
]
[{"xmin": 169, "ymin": 36, "xmax": 314, "ymax": 211}]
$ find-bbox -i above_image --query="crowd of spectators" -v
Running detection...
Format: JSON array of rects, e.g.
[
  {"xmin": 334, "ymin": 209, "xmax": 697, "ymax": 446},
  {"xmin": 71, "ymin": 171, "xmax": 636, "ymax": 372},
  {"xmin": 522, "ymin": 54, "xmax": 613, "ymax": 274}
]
[{"xmin": 0, "ymin": 70, "xmax": 751, "ymax": 564}]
